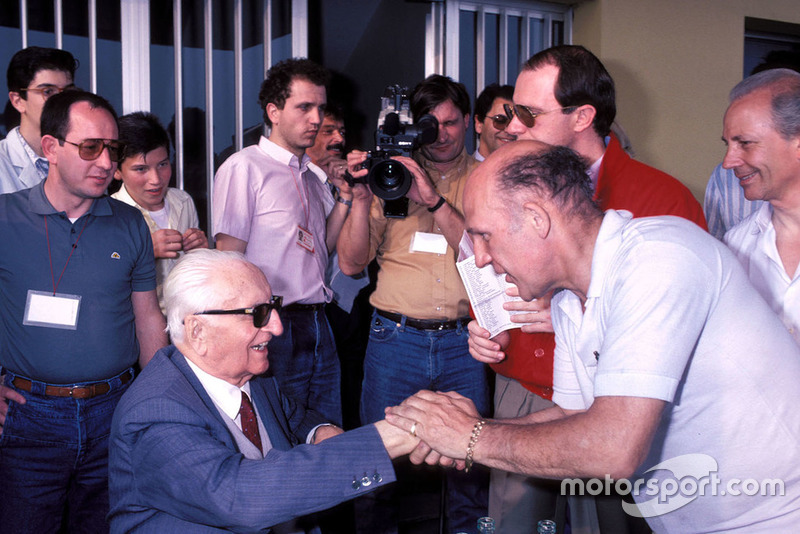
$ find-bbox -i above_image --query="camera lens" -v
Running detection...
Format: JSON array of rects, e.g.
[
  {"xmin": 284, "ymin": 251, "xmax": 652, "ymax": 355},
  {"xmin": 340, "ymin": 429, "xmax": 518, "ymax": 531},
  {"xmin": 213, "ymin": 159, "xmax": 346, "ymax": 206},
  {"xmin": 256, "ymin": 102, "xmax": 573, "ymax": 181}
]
[{"xmin": 368, "ymin": 158, "xmax": 412, "ymax": 200}]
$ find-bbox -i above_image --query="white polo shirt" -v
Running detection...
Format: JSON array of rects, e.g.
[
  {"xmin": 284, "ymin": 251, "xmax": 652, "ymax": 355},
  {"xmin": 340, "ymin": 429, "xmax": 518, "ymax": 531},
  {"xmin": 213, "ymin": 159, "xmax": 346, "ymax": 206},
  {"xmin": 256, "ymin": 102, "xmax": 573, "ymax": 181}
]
[{"xmin": 552, "ymin": 210, "xmax": 800, "ymax": 533}]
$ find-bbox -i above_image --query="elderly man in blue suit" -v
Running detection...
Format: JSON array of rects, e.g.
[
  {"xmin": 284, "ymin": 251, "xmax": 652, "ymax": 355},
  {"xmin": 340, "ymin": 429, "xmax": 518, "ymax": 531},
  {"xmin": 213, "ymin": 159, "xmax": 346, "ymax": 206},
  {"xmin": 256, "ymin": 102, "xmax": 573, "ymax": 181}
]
[{"xmin": 109, "ymin": 249, "xmax": 419, "ymax": 532}]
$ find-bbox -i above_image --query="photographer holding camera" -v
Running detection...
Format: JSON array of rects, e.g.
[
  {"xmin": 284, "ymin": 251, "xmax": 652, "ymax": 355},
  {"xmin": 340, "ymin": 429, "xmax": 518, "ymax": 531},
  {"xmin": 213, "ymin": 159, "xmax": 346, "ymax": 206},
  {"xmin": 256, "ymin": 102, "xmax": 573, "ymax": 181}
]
[{"xmin": 338, "ymin": 75, "xmax": 489, "ymax": 534}]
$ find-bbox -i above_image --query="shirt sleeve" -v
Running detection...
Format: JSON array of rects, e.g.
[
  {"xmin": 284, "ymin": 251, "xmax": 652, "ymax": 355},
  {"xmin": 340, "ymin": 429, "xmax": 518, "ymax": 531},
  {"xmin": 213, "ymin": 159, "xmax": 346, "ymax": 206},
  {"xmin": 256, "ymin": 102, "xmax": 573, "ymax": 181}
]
[
  {"xmin": 593, "ymin": 239, "xmax": 715, "ymax": 402},
  {"xmin": 212, "ymin": 157, "xmax": 257, "ymax": 242}
]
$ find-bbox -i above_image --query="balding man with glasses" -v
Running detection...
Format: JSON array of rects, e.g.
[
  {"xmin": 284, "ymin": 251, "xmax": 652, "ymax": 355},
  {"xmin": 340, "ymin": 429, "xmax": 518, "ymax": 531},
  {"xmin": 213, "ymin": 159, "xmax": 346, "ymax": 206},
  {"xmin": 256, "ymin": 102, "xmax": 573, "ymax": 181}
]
[
  {"xmin": 467, "ymin": 45, "xmax": 707, "ymax": 534},
  {"xmin": 0, "ymin": 90, "xmax": 167, "ymax": 533},
  {"xmin": 0, "ymin": 46, "xmax": 78, "ymax": 194},
  {"xmin": 109, "ymin": 249, "xmax": 418, "ymax": 533}
]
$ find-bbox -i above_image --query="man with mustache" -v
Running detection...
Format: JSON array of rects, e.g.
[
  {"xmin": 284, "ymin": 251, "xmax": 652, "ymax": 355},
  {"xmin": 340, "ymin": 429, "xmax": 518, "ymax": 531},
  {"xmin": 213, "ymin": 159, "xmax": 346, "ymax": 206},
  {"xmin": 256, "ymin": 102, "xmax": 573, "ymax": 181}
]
[{"xmin": 213, "ymin": 58, "xmax": 353, "ymax": 426}]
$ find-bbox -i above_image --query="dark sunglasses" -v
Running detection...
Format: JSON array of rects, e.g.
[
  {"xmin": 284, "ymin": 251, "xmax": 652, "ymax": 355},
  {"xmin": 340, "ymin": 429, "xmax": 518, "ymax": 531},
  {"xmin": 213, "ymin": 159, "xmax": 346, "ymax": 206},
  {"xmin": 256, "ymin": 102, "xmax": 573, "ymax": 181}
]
[
  {"xmin": 487, "ymin": 113, "xmax": 511, "ymax": 131},
  {"xmin": 59, "ymin": 138, "xmax": 125, "ymax": 163},
  {"xmin": 195, "ymin": 295, "xmax": 283, "ymax": 328},
  {"xmin": 503, "ymin": 103, "xmax": 576, "ymax": 129}
]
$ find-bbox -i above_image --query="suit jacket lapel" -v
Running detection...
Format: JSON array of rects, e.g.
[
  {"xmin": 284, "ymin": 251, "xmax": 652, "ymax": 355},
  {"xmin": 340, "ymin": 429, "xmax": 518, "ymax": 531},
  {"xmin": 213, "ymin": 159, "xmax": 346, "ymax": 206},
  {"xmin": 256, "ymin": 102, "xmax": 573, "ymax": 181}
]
[{"xmin": 249, "ymin": 378, "xmax": 293, "ymax": 451}]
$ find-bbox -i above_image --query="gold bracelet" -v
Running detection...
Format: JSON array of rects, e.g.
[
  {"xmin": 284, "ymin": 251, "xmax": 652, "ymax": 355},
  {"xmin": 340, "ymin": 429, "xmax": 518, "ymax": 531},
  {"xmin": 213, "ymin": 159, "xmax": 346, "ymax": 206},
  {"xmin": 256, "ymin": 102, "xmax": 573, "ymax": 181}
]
[{"xmin": 464, "ymin": 419, "xmax": 486, "ymax": 473}]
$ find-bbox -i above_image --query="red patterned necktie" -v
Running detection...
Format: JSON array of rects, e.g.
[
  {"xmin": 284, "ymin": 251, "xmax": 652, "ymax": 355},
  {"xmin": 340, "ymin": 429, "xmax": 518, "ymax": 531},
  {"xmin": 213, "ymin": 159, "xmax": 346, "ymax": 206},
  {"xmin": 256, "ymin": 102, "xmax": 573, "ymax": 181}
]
[{"xmin": 239, "ymin": 391, "xmax": 263, "ymax": 452}]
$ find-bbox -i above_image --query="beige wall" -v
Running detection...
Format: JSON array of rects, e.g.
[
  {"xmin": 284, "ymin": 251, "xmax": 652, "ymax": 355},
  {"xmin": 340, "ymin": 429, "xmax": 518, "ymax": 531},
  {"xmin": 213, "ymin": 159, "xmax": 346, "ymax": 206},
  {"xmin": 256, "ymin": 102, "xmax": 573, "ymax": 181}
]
[{"xmin": 572, "ymin": 0, "xmax": 800, "ymax": 200}]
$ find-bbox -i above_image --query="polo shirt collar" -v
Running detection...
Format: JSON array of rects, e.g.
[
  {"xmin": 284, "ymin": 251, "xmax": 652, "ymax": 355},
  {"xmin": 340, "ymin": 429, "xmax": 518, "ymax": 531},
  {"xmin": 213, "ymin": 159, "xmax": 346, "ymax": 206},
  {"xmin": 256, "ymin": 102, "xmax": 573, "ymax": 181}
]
[
  {"xmin": 749, "ymin": 202, "xmax": 774, "ymax": 236},
  {"xmin": 28, "ymin": 178, "xmax": 114, "ymax": 218},
  {"xmin": 585, "ymin": 209, "xmax": 633, "ymax": 300},
  {"xmin": 258, "ymin": 136, "xmax": 311, "ymax": 173}
]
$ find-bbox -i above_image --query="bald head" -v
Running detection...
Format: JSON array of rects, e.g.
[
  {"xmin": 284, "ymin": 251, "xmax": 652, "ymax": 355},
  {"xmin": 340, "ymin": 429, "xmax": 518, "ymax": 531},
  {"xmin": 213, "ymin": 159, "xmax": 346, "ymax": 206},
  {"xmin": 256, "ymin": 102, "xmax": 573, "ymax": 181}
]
[
  {"xmin": 465, "ymin": 141, "xmax": 602, "ymax": 301},
  {"xmin": 466, "ymin": 140, "xmax": 599, "ymax": 223}
]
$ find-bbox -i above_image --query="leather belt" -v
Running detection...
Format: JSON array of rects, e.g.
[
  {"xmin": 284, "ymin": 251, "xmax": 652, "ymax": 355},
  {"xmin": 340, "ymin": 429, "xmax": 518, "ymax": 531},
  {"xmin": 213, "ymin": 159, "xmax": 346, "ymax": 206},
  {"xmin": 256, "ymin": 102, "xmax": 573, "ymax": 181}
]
[
  {"xmin": 376, "ymin": 309, "xmax": 470, "ymax": 331},
  {"xmin": 11, "ymin": 370, "xmax": 133, "ymax": 399},
  {"xmin": 284, "ymin": 302, "xmax": 326, "ymax": 312}
]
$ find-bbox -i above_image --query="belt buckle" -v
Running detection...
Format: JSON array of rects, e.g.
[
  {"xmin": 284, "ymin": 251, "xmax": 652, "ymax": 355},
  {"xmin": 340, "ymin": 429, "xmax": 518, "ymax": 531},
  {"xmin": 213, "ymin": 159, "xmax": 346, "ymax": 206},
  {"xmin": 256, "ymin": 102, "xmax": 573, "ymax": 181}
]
[{"xmin": 69, "ymin": 385, "xmax": 90, "ymax": 399}]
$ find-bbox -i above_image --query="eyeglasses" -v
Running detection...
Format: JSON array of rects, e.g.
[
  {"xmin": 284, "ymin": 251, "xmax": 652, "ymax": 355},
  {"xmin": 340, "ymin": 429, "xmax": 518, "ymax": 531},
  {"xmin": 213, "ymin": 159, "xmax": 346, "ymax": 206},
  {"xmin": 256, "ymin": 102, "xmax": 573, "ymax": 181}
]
[
  {"xmin": 58, "ymin": 138, "xmax": 125, "ymax": 163},
  {"xmin": 19, "ymin": 84, "xmax": 75, "ymax": 100},
  {"xmin": 487, "ymin": 113, "xmax": 511, "ymax": 131},
  {"xmin": 194, "ymin": 295, "xmax": 283, "ymax": 328},
  {"xmin": 503, "ymin": 103, "xmax": 576, "ymax": 129}
]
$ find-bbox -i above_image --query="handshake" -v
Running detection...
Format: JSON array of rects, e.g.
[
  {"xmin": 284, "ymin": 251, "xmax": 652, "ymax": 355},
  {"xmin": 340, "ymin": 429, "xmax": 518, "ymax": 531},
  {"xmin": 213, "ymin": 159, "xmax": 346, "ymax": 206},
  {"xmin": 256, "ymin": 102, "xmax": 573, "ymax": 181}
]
[{"xmin": 376, "ymin": 390, "xmax": 486, "ymax": 470}]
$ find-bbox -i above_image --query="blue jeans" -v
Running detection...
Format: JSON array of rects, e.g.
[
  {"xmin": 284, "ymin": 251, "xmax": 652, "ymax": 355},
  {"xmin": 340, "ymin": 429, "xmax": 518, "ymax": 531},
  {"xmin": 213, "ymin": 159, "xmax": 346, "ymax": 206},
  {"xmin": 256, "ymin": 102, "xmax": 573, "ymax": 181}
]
[
  {"xmin": 359, "ymin": 310, "xmax": 490, "ymax": 534},
  {"xmin": 267, "ymin": 306, "xmax": 342, "ymax": 426},
  {"xmin": 0, "ymin": 368, "xmax": 133, "ymax": 534}
]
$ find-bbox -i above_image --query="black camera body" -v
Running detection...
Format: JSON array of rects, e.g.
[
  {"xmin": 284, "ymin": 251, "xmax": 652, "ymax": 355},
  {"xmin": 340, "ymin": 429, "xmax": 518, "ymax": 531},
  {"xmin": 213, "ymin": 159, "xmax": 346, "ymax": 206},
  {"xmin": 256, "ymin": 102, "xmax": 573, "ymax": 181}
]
[{"xmin": 347, "ymin": 85, "xmax": 438, "ymax": 217}]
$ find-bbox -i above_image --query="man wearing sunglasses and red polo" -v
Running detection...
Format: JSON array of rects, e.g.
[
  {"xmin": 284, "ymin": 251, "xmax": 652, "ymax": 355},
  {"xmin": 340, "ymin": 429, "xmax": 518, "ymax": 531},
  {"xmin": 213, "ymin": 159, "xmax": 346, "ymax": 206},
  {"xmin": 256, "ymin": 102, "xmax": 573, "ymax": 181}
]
[
  {"xmin": 0, "ymin": 46, "xmax": 78, "ymax": 195},
  {"xmin": 472, "ymin": 83, "xmax": 517, "ymax": 163},
  {"xmin": 467, "ymin": 45, "xmax": 707, "ymax": 534},
  {"xmin": 0, "ymin": 90, "xmax": 167, "ymax": 533}
]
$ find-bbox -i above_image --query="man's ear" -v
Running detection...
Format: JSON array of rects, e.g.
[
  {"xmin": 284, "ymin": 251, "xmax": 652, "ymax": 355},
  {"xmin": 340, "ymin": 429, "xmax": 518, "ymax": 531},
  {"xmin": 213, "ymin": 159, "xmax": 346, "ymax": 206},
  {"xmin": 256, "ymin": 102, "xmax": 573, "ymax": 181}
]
[
  {"xmin": 183, "ymin": 316, "xmax": 208, "ymax": 355},
  {"xmin": 8, "ymin": 91, "xmax": 25, "ymax": 114},
  {"xmin": 572, "ymin": 104, "xmax": 597, "ymax": 135},
  {"xmin": 522, "ymin": 199, "xmax": 552, "ymax": 239},
  {"xmin": 266, "ymin": 103, "xmax": 281, "ymax": 126},
  {"xmin": 40, "ymin": 135, "xmax": 59, "ymax": 163},
  {"xmin": 114, "ymin": 168, "xmax": 124, "ymax": 181},
  {"xmin": 474, "ymin": 115, "xmax": 483, "ymax": 137}
]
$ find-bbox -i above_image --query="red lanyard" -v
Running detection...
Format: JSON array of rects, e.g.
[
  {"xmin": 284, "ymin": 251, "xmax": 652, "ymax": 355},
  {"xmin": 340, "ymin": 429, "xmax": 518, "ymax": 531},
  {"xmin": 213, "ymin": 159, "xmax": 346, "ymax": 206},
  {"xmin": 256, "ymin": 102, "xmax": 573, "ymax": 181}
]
[
  {"xmin": 44, "ymin": 216, "xmax": 90, "ymax": 295},
  {"xmin": 290, "ymin": 167, "xmax": 310, "ymax": 227}
]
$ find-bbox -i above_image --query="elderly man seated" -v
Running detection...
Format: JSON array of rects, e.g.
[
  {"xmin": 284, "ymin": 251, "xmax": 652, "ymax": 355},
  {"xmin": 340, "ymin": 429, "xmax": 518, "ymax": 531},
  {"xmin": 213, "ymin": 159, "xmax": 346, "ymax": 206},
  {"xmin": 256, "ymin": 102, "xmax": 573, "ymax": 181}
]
[{"xmin": 108, "ymin": 249, "xmax": 418, "ymax": 532}]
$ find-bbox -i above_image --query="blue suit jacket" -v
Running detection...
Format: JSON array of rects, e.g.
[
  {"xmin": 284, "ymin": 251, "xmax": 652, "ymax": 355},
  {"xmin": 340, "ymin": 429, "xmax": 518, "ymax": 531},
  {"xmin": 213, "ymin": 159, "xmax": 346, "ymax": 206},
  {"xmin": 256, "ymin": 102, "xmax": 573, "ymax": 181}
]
[{"xmin": 109, "ymin": 345, "xmax": 395, "ymax": 533}]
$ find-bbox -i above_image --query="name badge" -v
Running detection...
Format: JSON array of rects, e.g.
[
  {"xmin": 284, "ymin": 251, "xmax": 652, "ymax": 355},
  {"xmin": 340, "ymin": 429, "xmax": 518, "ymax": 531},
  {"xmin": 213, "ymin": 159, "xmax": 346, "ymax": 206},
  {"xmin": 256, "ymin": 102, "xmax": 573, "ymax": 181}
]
[
  {"xmin": 296, "ymin": 225, "xmax": 315, "ymax": 254},
  {"xmin": 23, "ymin": 290, "xmax": 81, "ymax": 330},
  {"xmin": 410, "ymin": 231, "xmax": 448, "ymax": 255}
]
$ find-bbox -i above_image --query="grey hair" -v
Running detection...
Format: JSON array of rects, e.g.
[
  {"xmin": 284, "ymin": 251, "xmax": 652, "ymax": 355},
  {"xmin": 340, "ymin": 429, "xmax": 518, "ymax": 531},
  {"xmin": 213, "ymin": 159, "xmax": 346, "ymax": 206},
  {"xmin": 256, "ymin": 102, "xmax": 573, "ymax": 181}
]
[
  {"xmin": 163, "ymin": 249, "xmax": 251, "ymax": 344},
  {"xmin": 729, "ymin": 68, "xmax": 800, "ymax": 139}
]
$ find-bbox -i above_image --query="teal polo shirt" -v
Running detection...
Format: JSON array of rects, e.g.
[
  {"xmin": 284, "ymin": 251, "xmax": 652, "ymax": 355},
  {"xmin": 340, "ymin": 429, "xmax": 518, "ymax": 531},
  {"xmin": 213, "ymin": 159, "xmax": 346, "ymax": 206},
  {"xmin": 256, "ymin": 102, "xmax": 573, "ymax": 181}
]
[{"xmin": 0, "ymin": 180, "xmax": 156, "ymax": 383}]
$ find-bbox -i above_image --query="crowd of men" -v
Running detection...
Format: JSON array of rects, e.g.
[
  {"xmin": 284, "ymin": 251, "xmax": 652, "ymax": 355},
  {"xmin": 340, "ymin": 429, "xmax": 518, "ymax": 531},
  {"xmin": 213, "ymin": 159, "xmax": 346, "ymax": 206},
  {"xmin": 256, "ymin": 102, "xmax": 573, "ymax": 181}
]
[{"xmin": 0, "ymin": 42, "xmax": 799, "ymax": 534}]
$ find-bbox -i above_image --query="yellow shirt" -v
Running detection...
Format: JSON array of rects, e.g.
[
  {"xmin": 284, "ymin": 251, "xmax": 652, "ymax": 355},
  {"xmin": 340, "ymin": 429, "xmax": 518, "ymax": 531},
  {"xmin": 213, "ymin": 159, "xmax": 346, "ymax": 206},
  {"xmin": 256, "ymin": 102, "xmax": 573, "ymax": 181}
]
[{"xmin": 367, "ymin": 149, "xmax": 479, "ymax": 320}]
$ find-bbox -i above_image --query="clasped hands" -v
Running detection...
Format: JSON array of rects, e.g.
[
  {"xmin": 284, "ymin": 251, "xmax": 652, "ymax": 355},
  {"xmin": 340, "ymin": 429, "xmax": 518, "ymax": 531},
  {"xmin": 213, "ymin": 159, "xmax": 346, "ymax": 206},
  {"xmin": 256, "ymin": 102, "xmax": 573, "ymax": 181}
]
[{"xmin": 384, "ymin": 389, "xmax": 483, "ymax": 470}]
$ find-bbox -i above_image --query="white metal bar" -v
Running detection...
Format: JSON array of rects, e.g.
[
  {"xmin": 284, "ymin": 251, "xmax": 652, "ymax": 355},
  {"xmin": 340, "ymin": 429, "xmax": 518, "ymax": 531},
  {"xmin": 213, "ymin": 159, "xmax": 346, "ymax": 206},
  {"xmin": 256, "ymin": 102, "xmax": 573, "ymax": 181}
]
[
  {"xmin": 120, "ymin": 0, "xmax": 151, "ymax": 114},
  {"xmin": 54, "ymin": 0, "xmax": 63, "ymax": 49},
  {"xmin": 20, "ymin": 0, "xmax": 28, "ymax": 48},
  {"xmin": 544, "ymin": 13, "xmax": 553, "ymax": 48},
  {"xmin": 291, "ymin": 0, "xmax": 308, "ymax": 57},
  {"xmin": 88, "ymin": 0, "xmax": 97, "ymax": 93},
  {"xmin": 264, "ymin": 0, "xmax": 271, "ymax": 72},
  {"xmin": 234, "ymin": 0, "xmax": 243, "ymax": 152},
  {"xmin": 445, "ymin": 1, "xmax": 460, "ymax": 79},
  {"xmin": 476, "ymin": 6, "xmax": 485, "ymax": 91},
  {"xmin": 174, "ymin": 0, "xmax": 184, "ymax": 189},
  {"xmin": 499, "ymin": 9, "xmax": 508, "ymax": 84},
  {"xmin": 204, "ymin": 0, "xmax": 214, "ymax": 235}
]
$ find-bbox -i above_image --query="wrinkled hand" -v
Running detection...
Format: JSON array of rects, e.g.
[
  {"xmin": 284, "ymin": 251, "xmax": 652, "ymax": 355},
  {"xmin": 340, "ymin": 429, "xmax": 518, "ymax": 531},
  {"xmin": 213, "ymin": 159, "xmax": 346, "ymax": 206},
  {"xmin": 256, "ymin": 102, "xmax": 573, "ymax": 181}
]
[
  {"xmin": 504, "ymin": 286, "xmax": 554, "ymax": 334},
  {"xmin": 385, "ymin": 390, "xmax": 481, "ymax": 461},
  {"xmin": 345, "ymin": 150, "xmax": 373, "ymax": 203},
  {"xmin": 0, "ymin": 377, "xmax": 26, "ymax": 437},
  {"xmin": 311, "ymin": 424, "xmax": 345, "ymax": 444},
  {"xmin": 391, "ymin": 156, "xmax": 439, "ymax": 209},
  {"xmin": 467, "ymin": 320, "xmax": 510, "ymax": 364},
  {"xmin": 182, "ymin": 228, "xmax": 208, "ymax": 252},
  {"xmin": 152, "ymin": 228, "xmax": 184, "ymax": 259}
]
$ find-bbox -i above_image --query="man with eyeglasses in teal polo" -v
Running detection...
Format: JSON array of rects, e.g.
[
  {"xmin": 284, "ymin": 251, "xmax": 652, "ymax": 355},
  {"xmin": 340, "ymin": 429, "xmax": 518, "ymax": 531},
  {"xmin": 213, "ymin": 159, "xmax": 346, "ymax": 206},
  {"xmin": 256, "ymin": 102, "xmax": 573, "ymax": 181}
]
[
  {"xmin": 0, "ymin": 90, "xmax": 167, "ymax": 533},
  {"xmin": 467, "ymin": 45, "xmax": 707, "ymax": 534},
  {"xmin": 0, "ymin": 46, "xmax": 78, "ymax": 194}
]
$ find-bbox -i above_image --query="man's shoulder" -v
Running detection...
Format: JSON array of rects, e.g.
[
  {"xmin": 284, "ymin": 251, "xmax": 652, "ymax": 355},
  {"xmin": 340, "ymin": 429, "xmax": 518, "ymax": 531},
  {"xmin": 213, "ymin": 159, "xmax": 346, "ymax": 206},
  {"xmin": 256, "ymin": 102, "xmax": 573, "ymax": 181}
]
[{"xmin": 115, "ymin": 347, "xmax": 198, "ymax": 417}]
